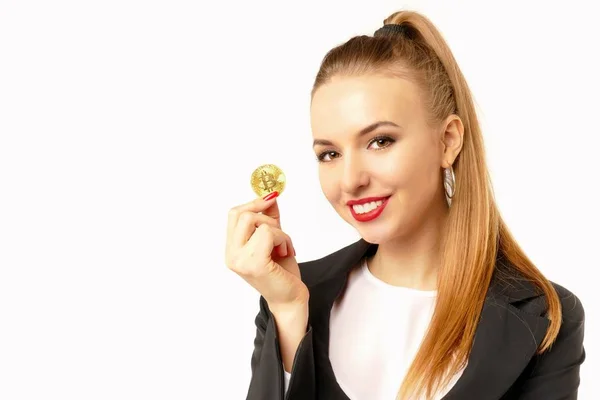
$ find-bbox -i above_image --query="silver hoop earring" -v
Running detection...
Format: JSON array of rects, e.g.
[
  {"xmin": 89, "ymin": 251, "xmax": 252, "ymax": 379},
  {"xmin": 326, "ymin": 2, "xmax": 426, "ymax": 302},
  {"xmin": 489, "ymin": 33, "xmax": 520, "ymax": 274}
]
[{"xmin": 444, "ymin": 166, "xmax": 455, "ymax": 207}]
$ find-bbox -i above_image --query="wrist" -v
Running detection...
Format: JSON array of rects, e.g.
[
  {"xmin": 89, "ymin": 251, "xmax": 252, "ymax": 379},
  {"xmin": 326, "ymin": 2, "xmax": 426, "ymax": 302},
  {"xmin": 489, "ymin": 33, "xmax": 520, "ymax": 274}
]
[
  {"xmin": 271, "ymin": 312, "xmax": 309, "ymax": 342},
  {"xmin": 269, "ymin": 299, "xmax": 308, "ymax": 317}
]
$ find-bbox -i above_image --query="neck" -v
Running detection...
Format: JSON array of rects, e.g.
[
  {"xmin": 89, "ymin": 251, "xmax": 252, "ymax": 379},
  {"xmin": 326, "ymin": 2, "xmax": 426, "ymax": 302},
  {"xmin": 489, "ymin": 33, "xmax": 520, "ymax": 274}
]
[{"xmin": 368, "ymin": 204, "xmax": 448, "ymax": 291}]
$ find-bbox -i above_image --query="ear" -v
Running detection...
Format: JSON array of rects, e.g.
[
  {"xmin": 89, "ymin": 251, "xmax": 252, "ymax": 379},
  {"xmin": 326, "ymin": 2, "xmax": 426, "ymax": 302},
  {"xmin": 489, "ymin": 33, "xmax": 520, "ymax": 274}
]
[{"xmin": 440, "ymin": 114, "xmax": 464, "ymax": 168}]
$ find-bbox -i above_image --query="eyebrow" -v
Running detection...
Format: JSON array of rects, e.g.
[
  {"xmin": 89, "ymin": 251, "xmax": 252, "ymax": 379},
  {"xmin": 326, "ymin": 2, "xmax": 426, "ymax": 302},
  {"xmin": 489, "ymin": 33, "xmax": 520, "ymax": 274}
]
[{"xmin": 312, "ymin": 120, "xmax": 400, "ymax": 147}]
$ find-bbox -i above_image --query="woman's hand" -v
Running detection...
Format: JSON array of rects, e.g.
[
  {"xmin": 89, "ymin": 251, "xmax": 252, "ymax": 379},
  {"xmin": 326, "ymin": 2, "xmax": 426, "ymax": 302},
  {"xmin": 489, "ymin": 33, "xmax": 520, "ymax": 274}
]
[{"xmin": 225, "ymin": 193, "xmax": 309, "ymax": 309}]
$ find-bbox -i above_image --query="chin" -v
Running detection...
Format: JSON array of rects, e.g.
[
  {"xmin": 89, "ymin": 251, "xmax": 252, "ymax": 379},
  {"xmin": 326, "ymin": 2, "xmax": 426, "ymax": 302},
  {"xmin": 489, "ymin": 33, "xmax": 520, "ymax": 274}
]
[
  {"xmin": 337, "ymin": 206, "xmax": 393, "ymax": 244},
  {"xmin": 346, "ymin": 218, "xmax": 398, "ymax": 244},
  {"xmin": 355, "ymin": 228, "xmax": 394, "ymax": 245}
]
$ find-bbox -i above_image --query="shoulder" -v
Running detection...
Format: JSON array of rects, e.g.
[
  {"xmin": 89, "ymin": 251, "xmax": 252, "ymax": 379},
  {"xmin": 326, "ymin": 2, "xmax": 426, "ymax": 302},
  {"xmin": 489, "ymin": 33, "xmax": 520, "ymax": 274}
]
[
  {"xmin": 502, "ymin": 279, "xmax": 586, "ymax": 397},
  {"xmin": 515, "ymin": 279, "xmax": 585, "ymax": 351},
  {"xmin": 526, "ymin": 281, "xmax": 586, "ymax": 385},
  {"xmin": 548, "ymin": 281, "xmax": 585, "ymax": 325},
  {"xmin": 492, "ymin": 259, "xmax": 585, "ymax": 324},
  {"xmin": 526, "ymin": 280, "xmax": 585, "ymax": 325}
]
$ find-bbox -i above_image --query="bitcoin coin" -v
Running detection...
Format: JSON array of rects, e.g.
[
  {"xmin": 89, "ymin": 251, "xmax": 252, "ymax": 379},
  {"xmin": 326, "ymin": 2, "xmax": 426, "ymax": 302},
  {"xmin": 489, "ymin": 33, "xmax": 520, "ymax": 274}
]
[{"xmin": 250, "ymin": 164, "xmax": 286, "ymax": 198}]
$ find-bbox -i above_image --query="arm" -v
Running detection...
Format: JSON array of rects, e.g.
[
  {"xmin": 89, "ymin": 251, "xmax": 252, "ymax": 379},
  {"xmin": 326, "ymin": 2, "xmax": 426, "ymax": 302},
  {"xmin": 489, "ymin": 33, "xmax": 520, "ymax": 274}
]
[
  {"xmin": 246, "ymin": 295, "xmax": 316, "ymax": 400},
  {"xmin": 512, "ymin": 291, "xmax": 586, "ymax": 399},
  {"xmin": 270, "ymin": 301, "xmax": 310, "ymax": 374}
]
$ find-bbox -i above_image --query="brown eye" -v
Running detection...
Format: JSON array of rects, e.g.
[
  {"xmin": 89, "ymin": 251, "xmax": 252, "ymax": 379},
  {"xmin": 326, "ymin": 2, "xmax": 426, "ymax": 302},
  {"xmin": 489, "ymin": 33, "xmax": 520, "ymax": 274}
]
[
  {"xmin": 368, "ymin": 136, "xmax": 395, "ymax": 150},
  {"xmin": 318, "ymin": 151, "xmax": 340, "ymax": 162}
]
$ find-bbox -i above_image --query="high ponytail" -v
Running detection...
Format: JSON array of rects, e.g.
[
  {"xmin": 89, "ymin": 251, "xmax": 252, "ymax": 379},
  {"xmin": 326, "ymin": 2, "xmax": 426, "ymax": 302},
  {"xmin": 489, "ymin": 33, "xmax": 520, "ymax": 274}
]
[{"xmin": 311, "ymin": 10, "xmax": 561, "ymax": 400}]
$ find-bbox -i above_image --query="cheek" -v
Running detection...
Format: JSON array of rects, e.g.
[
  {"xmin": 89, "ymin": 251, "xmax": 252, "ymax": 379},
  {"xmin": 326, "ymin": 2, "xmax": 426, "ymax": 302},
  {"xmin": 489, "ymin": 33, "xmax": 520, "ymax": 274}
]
[
  {"xmin": 379, "ymin": 146, "xmax": 438, "ymax": 195},
  {"xmin": 318, "ymin": 169, "xmax": 339, "ymax": 202}
]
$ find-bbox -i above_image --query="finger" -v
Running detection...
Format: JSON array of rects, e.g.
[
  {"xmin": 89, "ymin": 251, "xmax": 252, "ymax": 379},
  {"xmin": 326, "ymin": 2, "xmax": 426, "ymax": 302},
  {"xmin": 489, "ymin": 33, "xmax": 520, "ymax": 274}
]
[
  {"xmin": 245, "ymin": 224, "xmax": 292, "ymax": 263},
  {"xmin": 269, "ymin": 230, "xmax": 295, "ymax": 258},
  {"xmin": 279, "ymin": 237, "xmax": 296, "ymax": 258},
  {"xmin": 276, "ymin": 239, "xmax": 288, "ymax": 258},
  {"xmin": 261, "ymin": 199, "xmax": 281, "ymax": 229},
  {"xmin": 226, "ymin": 194, "xmax": 279, "ymax": 248},
  {"xmin": 275, "ymin": 236, "xmax": 295, "ymax": 258},
  {"xmin": 232, "ymin": 211, "xmax": 281, "ymax": 249}
]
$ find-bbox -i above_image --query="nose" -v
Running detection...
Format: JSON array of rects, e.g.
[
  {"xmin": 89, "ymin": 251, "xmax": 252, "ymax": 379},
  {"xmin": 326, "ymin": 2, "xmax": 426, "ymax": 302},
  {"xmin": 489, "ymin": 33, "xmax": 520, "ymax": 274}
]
[{"xmin": 340, "ymin": 153, "xmax": 369, "ymax": 194}]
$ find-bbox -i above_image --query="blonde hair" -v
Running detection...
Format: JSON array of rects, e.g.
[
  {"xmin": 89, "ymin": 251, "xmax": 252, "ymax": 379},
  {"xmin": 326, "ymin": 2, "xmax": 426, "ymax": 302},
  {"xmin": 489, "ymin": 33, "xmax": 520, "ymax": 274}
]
[{"xmin": 311, "ymin": 10, "xmax": 561, "ymax": 400}]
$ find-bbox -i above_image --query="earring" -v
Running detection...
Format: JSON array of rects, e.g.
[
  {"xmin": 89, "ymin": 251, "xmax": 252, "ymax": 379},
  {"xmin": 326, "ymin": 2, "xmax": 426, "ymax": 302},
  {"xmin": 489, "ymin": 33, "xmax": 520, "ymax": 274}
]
[{"xmin": 444, "ymin": 165, "xmax": 455, "ymax": 207}]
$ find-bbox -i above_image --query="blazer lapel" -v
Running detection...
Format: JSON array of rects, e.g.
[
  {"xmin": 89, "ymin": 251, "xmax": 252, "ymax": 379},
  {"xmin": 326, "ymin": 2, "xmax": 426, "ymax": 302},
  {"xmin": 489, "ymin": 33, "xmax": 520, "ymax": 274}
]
[
  {"xmin": 441, "ymin": 271, "xmax": 550, "ymax": 399},
  {"xmin": 303, "ymin": 239, "xmax": 550, "ymax": 400}
]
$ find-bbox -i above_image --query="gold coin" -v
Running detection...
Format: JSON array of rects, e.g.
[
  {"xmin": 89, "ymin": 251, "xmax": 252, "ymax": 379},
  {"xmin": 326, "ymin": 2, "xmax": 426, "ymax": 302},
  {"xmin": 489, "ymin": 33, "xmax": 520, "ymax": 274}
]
[{"xmin": 250, "ymin": 164, "xmax": 286, "ymax": 198}]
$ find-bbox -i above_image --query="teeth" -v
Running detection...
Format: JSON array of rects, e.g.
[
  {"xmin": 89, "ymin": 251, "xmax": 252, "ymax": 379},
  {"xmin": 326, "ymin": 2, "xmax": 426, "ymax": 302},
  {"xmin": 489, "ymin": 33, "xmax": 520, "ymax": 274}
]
[{"xmin": 352, "ymin": 200, "xmax": 383, "ymax": 214}]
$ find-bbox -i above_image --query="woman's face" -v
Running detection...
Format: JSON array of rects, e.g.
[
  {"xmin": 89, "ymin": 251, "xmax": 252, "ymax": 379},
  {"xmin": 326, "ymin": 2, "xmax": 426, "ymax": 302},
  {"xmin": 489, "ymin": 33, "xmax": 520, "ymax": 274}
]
[{"xmin": 310, "ymin": 74, "xmax": 451, "ymax": 244}]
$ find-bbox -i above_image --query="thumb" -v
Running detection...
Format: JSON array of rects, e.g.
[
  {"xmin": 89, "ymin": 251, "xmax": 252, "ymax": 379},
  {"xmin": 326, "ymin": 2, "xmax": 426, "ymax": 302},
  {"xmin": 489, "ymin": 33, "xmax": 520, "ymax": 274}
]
[{"xmin": 261, "ymin": 193, "xmax": 281, "ymax": 228}]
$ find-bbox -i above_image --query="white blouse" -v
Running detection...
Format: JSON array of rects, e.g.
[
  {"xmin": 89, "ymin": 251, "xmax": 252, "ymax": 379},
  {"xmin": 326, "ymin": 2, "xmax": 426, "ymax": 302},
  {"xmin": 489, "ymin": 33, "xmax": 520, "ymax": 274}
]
[{"xmin": 284, "ymin": 257, "xmax": 466, "ymax": 399}]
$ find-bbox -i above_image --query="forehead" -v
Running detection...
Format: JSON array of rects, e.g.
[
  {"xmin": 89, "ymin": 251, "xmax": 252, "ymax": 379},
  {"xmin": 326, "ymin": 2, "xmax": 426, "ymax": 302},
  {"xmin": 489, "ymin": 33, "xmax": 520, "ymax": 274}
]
[{"xmin": 310, "ymin": 75, "xmax": 423, "ymax": 137}]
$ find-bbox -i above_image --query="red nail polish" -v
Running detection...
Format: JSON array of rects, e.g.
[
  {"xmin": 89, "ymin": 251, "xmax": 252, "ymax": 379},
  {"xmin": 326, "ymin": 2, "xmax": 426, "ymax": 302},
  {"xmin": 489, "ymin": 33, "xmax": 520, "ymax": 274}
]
[{"xmin": 263, "ymin": 191, "xmax": 279, "ymax": 201}]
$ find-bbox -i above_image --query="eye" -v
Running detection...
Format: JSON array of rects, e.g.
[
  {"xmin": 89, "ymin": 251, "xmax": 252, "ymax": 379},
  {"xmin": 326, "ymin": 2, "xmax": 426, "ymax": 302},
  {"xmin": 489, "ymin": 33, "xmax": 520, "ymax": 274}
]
[
  {"xmin": 316, "ymin": 151, "xmax": 340, "ymax": 163},
  {"xmin": 368, "ymin": 136, "xmax": 395, "ymax": 150}
]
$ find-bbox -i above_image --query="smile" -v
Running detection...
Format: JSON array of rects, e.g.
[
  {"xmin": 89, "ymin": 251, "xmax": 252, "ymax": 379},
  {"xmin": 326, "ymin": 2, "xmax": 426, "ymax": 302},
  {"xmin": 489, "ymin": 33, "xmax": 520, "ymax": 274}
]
[
  {"xmin": 352, "ymin": 200, "xmax": 384, "ymax": 214},
  {"xmin": 347, "ymin": 196, "xmax": 391, "ymax": 222}
]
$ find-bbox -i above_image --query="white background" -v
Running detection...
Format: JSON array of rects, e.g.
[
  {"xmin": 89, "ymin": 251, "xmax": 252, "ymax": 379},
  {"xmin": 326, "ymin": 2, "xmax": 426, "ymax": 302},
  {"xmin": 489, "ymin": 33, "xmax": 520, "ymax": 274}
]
[{"xmin": 1, "ymin": 0, "xmax": 598, "ymax": 399}]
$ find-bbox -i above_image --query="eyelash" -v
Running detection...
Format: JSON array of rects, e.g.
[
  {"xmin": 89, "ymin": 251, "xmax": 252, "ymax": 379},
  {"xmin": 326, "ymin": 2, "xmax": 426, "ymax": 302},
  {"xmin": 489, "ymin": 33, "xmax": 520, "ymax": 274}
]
[{"xmin": 316, "ymin": 135, "xmax": 396, "ymax": 163}]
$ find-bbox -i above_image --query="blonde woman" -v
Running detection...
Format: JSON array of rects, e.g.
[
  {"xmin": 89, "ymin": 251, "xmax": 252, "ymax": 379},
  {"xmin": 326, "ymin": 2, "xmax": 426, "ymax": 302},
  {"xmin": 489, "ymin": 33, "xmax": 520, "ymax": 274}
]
[{"xmin": 225, "ymin": 10, "xmax": 585, "ymax": 400}]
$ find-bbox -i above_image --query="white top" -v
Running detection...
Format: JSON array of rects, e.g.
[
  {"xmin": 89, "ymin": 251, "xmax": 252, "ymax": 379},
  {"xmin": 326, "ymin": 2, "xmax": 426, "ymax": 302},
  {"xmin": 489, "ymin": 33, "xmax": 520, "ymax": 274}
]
[{"xmin": 283, "ymin": 257, "xmax": 466, "ymax": 399}]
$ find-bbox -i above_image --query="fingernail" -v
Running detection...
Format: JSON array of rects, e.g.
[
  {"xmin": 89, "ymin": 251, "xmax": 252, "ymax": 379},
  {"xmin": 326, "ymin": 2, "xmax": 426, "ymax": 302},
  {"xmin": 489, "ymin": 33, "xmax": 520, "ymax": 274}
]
[{"xmin": 263, "ymin": 191, "xmax": 279, "ymax": 201}]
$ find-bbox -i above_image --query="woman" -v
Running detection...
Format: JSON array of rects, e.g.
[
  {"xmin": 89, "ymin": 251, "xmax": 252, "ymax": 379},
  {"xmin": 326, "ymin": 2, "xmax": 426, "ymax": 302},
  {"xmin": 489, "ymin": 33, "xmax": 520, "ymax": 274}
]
[{"xmin": 225, "ymin": 10, "xmax": 585, "ymax": 400}]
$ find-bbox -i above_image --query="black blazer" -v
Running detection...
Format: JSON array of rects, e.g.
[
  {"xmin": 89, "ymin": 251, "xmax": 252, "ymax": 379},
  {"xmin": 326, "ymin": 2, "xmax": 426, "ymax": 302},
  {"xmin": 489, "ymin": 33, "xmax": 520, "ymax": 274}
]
[{"xmin": 246, "ymin": 239, "xmax": 586, "ymax": 400}]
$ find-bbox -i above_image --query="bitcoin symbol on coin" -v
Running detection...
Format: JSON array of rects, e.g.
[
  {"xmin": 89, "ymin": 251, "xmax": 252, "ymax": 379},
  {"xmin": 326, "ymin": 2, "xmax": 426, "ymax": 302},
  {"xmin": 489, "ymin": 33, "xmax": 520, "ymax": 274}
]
[{"xmin": 250, "ymin": 164, "xmax": 286, "ymax": 198}]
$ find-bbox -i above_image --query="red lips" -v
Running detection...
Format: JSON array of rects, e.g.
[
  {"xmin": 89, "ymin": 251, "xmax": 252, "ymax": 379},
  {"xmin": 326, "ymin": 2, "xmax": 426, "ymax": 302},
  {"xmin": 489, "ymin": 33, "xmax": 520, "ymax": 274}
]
[
  {"xmin": 346, "ymin": 196, "xmax": 390, "ymax": 206},
  {"xmin": 348, "ymin": 196, "xmax": 391, "ymax": 222}
]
